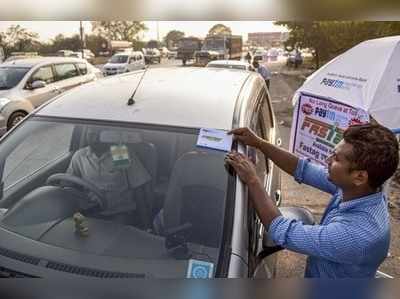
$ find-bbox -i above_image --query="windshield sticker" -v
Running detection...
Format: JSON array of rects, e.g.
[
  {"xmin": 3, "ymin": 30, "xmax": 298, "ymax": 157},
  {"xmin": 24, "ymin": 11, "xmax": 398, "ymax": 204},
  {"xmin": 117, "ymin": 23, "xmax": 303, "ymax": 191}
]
[
  {"xmin": 110, "ymin": 144, "xmax": 131, "ymax": 168},
  {"xmin": 196, "ymin": 128, "xmax": 233, "ymax": 152},
  {"xmin": 186, "ymin": 259, "xmax": 214, "ymax": 278}
]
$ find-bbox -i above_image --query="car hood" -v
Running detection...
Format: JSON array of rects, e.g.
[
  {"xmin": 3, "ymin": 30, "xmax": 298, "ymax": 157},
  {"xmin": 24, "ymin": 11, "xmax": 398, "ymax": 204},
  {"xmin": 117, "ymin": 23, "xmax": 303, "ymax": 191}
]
[{"xmin": 0, "ymin": 89, "xmax": 14, "ymax": 98}]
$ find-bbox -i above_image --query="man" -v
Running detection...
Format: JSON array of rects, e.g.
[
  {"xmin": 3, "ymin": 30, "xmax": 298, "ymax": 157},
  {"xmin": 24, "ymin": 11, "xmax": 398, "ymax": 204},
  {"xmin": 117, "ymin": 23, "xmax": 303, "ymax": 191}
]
[
  {"xmin": 67, "ymin": 127, "xmax": 151, "ymax": 224},
  {"xmin": 226, "ymin": 124, "xmax": 399, "ymax": 278},
  {"xmin": 252, "ymin": 60, "xmax": 272, "ymax": 89},
  {"xmin": 245, "ymin": 52, "xmax": 252, "ymax": 64}
]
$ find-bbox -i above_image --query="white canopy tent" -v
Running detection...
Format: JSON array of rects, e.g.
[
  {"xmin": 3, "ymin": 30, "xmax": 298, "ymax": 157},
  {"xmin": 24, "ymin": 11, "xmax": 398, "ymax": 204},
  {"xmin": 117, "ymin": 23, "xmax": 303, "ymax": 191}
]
[{"xmin": 293, "ymin": 35, "xmax": 400, "ymax": 132}]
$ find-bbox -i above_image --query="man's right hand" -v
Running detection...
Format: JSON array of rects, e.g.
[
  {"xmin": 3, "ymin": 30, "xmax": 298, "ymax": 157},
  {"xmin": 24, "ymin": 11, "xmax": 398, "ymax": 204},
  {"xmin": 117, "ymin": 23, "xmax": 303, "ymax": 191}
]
[{"xmin": 228, "ymin": 127, "xmax": 264, "ymax": 148}]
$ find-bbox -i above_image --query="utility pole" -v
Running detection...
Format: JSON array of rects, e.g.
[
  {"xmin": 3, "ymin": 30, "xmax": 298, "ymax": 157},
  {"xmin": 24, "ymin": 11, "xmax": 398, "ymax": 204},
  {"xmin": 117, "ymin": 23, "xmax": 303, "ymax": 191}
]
[
  {"xmin": 156, "ymin": 21, "xmax": 160, "ymax": 43},
  {"xmin": 79, "ymin": 21, "xmax": 84, "ymax": 58}
]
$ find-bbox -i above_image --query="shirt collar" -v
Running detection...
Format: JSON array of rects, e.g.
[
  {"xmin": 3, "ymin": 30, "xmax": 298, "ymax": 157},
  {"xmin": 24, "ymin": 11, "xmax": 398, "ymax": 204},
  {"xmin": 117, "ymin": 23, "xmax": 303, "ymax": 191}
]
[
  {"xmin": 338, "ymin": 191, "xmax": 384, "ymax": 211},
  {"xmin": 87, "ymin": 146, "xmax": 110, "ymax": 162}
]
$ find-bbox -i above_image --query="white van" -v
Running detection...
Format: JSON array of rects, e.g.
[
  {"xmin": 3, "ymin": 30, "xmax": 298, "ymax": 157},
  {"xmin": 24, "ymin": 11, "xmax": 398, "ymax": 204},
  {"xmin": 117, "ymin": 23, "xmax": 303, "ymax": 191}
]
[{"xmin": 103, "ymin": 52, "xmax": 145, "ymax": 76}]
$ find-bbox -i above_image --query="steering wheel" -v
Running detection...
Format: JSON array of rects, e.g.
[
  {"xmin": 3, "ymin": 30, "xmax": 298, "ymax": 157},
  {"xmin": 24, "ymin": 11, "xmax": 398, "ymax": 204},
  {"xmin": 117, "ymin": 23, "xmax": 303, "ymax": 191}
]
[{"xmin": 46, "ymin": 173, "xmax": 108, "ymax": 210}]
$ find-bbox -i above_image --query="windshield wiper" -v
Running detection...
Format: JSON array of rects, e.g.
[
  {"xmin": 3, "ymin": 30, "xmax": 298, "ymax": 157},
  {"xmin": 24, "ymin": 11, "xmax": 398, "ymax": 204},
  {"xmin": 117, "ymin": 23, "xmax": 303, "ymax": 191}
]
[{"xmin": 0, "ymin": 86, "xmax": 11, "ymax": 90}]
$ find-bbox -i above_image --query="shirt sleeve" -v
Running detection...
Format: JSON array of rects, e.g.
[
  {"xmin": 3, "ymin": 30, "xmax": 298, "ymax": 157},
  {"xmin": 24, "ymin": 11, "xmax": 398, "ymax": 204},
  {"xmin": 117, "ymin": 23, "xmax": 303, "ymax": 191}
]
[
  {"xmin": 294, "ymin": 158, "xmax": 338, "ymax": 195},
  {"xmin": 66, "ymin": 151, "xmax": 82, "ymax": 177},
  {"xmin": 268, "ymin": 216, "xmax": 364, "ymax": 265}
]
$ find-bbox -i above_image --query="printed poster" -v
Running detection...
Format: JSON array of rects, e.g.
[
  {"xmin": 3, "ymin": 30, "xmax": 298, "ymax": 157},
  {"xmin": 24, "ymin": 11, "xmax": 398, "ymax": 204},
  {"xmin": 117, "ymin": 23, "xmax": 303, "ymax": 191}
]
[{"xmin": 290, "ymin": 93, "xmax": 370, "ymax": 166}]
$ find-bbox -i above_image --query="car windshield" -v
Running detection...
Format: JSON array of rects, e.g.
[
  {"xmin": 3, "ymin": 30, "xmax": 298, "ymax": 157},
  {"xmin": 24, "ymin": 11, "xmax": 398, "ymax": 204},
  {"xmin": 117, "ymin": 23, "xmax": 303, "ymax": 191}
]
[
  {"xmin": 0, "ymin": 117, "xmax": 231, "ymax": 278},
  {"xmin": 109, "ymin": 55, "xmax": 128, "ymax": 64},
  {"xmin": 0, "ymin": 67, "xmax": 31, "ymax": 89}
]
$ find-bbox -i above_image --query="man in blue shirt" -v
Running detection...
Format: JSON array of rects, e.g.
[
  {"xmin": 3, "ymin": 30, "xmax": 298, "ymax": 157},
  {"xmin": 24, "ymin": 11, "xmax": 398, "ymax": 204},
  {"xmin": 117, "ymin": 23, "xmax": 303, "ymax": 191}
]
[
  {"xmin": 226, "ymin": 124, "xmax": 399, "ymax": 278},
  {"xmin": 253, "ymin": 60, "xmax": 272, "ymax": 89}
]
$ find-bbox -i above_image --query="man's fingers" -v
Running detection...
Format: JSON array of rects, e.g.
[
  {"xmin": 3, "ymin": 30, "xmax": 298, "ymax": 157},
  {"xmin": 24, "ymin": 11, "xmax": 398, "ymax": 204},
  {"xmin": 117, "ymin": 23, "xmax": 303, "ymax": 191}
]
[{"xmin": 227, "ymin": 127, "xmax": 247, "ymax": 135}]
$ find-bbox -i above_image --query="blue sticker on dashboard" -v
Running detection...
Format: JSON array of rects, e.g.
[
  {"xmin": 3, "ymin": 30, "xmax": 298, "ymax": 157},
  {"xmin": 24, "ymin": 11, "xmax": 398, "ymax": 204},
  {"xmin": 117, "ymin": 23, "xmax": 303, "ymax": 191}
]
[{"xmin": 186, "ymin": 259, "xmax": 214, "ymax": 278}]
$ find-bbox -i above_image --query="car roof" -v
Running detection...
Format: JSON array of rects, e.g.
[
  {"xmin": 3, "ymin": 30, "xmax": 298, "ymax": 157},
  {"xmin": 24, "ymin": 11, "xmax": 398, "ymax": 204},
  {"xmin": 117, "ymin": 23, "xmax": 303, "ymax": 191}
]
[
  {"xmin": 0, "ymin": 57, "xmax": 86, "ymax": 68},
  {"xmin": 36, "ymin": 67, "xmax": 254, "ymax": 130},
  {"xmin": 207, "ymin": 60, "xmax": 250, "ymax": 66}
]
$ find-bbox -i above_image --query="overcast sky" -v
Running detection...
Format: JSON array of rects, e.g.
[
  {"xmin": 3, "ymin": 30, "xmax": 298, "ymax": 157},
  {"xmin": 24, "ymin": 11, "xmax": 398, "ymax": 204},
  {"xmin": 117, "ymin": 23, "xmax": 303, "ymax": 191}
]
[{"xmin": 0, "ymin": 21, "xmax": 287, "ymax": 42}]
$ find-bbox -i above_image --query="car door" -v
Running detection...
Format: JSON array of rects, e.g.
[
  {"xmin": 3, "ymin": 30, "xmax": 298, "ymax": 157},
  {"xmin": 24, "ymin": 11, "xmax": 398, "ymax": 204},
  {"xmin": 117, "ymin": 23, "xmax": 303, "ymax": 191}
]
[
  {"xmin": 139, "ymin": 54, "xmax": 144, "ymax": 69},
  {"xmin": 53, "ymin": 63, "xmax": 82, "ymax": 93},
  {"xmin": 127, "ymin": 56, "xmax": 136, "ymax": 72},
  {"xmin": 23, "ymin": 64, "xmax": 60, "ymax": 107},
  {"xmin": 247, "ymin": 88, "xmax": 279, "ymax": 277}
]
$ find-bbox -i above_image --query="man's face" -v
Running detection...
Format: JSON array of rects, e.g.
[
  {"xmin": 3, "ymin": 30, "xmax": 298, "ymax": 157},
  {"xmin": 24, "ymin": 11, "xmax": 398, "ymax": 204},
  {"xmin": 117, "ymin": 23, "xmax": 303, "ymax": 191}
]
[{"xmin": 326, "ymin": 140, "xmax": 367, "ymax": 189}]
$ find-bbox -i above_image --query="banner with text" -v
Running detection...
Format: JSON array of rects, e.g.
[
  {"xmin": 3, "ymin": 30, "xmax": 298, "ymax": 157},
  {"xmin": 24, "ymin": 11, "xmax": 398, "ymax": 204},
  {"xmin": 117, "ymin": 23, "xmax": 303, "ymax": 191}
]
[{"xmin": 290, "ymin": 93, "xmax": 370, "ymax": 166}]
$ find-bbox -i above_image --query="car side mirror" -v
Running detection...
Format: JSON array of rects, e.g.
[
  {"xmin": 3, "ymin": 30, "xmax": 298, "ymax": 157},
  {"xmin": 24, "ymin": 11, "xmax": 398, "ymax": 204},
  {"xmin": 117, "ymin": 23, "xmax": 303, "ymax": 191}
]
[
  {"xmin": 30, "ymin": 80, "xmax": 46, "ymax": 89},
  {"xmin": 260, "ymin": 206, "xmax": 315, "ymax": 257}
]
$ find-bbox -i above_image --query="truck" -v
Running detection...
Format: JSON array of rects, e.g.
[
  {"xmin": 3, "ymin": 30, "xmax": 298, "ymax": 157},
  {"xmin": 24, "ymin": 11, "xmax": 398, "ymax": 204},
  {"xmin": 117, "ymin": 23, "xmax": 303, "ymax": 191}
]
[
  {"xmin": 194, "ymin": 35, "xmax": 243, "ymax": 66},
  {"xmin": 176, "ymin": 37, "xmax": 202, "ymax": 66}
]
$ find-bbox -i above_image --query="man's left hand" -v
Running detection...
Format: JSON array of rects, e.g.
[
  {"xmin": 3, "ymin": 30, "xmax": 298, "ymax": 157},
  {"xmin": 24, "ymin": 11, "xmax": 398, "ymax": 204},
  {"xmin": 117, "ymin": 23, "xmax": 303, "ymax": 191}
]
[{"xmin": 225, "ymin": 151, "xmax": 260, "ymax": 186}]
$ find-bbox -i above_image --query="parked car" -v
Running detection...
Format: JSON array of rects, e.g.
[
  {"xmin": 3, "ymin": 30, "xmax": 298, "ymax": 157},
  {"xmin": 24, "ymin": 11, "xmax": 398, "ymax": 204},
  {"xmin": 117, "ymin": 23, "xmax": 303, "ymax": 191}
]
[
  {"xmin": 0, "ymin": 67, "xmax": 314, "ymax": 279},
  {"xmin": 78, "ymin": 49, "xmax": 95, "ymax": 63},
  {"xmin": 143, "ymin": 48, "xmax": 161, "ymax": 64},
  {"xmin": 0, "ymin": 57, "xmax": 102, "ymax": 132},
  {"xmin": 206, "ymin": 60, "xmax": 254, "ymax": 71},
  {"xmin": 56, "ymin": 50, "xmax": 74, "ymax": 57},
  {"xmin": 103, "ymin": 52, "xmax": 146, "ymax": 76}
]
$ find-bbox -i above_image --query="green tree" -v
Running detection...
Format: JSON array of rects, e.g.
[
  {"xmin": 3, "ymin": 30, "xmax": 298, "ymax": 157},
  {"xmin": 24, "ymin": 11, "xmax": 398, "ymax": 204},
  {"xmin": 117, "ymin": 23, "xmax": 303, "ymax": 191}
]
[
  {"xmin": 85, "ymin": 34, "xmax": 108, "ymax": 56},
  {"xmin": 163, "ymin": 30, "xmax": 185, "ymax": 49},
  {"xmin": 91, "ymin": 21, "xmax": 147, "ymax": 41},
  {"xmin": 208, "ymin": 24, "xmax": 232, "ymax": 36},
  {"xmin": 276, "ymin": 21, "xmax": 400, "ymax": 69},
  {"xmin": 1, "ymin": 25, "xmax": 40, "ymax": 54}
]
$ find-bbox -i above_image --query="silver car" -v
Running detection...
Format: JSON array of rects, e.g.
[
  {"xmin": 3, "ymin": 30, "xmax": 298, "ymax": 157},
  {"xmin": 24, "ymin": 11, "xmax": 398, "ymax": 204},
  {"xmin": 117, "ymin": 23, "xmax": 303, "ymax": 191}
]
[
  {"xmin": 0, "ymin": 57, "xmax": 102, "ymax": 133},
  {"xmin": 0, "ymin": 67, "xmax": 313, "ymax": 279}
]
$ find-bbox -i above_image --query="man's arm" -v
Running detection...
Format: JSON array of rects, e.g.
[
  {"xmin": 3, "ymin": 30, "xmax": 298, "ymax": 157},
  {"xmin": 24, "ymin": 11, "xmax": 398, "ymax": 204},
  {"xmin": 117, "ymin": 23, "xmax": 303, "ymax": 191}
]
[
  {"xmin": 229, "ymin": 127, "xmax": 299, "ymax": 177},
  {"xmin": 269, "ymin": 217, "xmax": 364, "ymax": 265},
  {"xmin": 225, "ymin": 152, "xmax": 281, "ymax": 230},
  {"xmin": 257, "ymin": 139, "xmax": 298, "ymax": 177}
]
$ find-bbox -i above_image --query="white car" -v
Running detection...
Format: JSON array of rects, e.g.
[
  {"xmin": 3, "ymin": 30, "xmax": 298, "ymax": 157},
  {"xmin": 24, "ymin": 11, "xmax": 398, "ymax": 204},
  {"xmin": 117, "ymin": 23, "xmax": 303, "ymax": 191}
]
[
  {"xmin": 103, "ymin": 52, "xmax": 146, "ymax": 76},
  {"xmin": 0, "ymin": 67, "xmax": 313, "ymax": 280},
  {"xmin": 206, "ymin": 60, "xmax": 254, "ymax": 71},
  {"xmin": 0, "ymin": 57, "xmax": 102, "ymax": 132}
]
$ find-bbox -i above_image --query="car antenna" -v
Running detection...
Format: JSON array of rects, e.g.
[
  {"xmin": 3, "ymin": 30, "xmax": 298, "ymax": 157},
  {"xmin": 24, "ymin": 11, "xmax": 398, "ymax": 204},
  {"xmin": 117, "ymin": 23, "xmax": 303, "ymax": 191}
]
[{"xmin": 127, "ymin": 68, "xmax": 148, "ymax": 106}]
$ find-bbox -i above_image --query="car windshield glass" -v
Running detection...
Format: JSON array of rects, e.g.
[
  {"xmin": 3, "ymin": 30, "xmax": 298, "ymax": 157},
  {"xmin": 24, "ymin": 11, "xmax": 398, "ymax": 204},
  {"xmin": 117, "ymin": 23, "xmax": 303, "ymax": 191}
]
[
  {"xmin": 0, "ymin": 117, "xmax": 230, "ymax": 278},
  {"xmin": 109, "ymin": 55, "xmax": 128, "ymax": 63},
  {"xmin": 0, "ymin": 67, "xmax": 31, "ymax": 89}
]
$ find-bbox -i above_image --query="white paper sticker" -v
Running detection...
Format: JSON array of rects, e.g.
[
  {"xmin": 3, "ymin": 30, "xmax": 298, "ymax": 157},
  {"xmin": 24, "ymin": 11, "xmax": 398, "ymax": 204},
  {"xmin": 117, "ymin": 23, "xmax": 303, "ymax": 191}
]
[{"xmin": 196, "ymin": 128, "xmax": 233, "ymax": 152}]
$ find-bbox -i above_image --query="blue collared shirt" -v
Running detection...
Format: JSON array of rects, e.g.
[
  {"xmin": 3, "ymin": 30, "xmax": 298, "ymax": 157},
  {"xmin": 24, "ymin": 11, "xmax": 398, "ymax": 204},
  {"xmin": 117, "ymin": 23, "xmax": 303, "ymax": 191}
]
[{"xmin": 269, "ymin": 158, "xmax": 390, "ymax": 278}]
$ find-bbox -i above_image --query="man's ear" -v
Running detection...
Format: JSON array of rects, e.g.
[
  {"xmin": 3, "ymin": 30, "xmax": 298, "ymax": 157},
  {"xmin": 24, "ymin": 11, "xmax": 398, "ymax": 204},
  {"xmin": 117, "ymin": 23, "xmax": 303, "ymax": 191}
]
[{"xmin": 352, "ymin": 170, "xmax": 369, "ymax": 187}]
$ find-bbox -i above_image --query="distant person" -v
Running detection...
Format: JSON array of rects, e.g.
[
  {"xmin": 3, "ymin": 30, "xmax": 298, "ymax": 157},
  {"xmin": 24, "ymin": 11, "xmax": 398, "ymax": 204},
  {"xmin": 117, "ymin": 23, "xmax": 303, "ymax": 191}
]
[
  {"xmin": 226, "ymin": 124, "xmax": 399, "ymax": 278},
  {"xmin": 245, "ymin": 52, "xmax": 252, "ymax": 64},
  {"xmin": 252, "ymin": 60, "xmax": 272, "ymax": 89}
]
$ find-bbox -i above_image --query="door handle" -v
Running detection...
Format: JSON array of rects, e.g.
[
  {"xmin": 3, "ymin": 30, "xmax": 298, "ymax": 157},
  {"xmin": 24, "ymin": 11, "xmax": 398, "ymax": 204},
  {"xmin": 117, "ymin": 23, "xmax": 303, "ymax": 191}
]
[
  {"xmin": 274, "ymin": 190, "xmax": 282, "ymax": 206},
  {"xmin": 276, "ymin": 138, "xmax": 282, "ymax": 147}
]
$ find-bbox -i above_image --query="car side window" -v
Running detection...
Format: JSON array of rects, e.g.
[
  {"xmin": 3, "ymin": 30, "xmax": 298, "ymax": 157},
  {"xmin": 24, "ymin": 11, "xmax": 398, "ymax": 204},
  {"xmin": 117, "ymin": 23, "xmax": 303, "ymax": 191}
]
[
  {"xmin": 29, "ymin": 65, "xmax": 54, "ymax": 84},
  {"xmin": 54, "ymin": 63, "xmax": 79, "ymax": 81},
  {"xmin": 2, "ymin": 122, "xmax": 74, "ymax": 189},
  {"xmin": 76, "ymin": 63, "xmax": 88, "ymax": 75}
]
